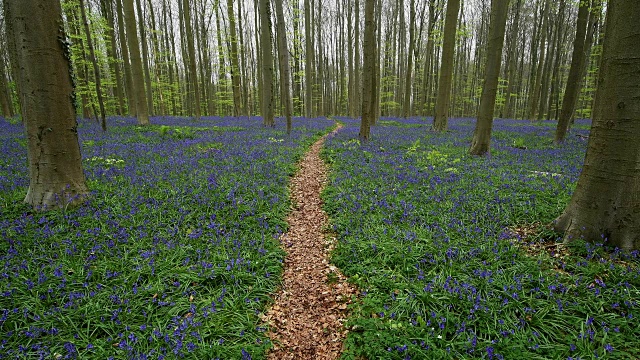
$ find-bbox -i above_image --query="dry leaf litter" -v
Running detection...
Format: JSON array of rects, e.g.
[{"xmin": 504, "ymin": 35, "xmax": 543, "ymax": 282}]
[{"xmin": 265, "ymin": 125, "xmax": 357, "ymax": 360}]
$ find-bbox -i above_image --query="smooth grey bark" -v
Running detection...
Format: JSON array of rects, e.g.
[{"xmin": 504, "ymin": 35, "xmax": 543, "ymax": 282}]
[
  {"xmin": 259, "ymin": 0, "xmax": 274, "ymax": 126},
  {"xmin": 100, "ymin": 0, "xmax": 125, "ymax": 115},
  {"xmin": 304, "ymin": 0, "xmax": 314, "ymax": 118},
  {"xmin": 527, "ymin": 0, "xmax": 550, "ymax": 120},
  {"xmin": 123, "ymin": 0, "xmax": 149, "ymax": 124},
  {"xmin": 469, "ymin": 0, "xmax": 511, "ymax": 156},
  {"xmin": 555, "ymin": 0, "xmax": 591, "ymax": 143},
  {"xmin": 274, "ymin": 0, "xmax": 293, "ymax": 134},
  {"xmin": 135, "ymin": 0, "xmax": 154, "ymax": 116},
  {"xmin": 502, "ymin": 0, "xmax": 521, "ymax": 119},
  {"xmin": 0, "ymin": 51, "xmax": 13, "ymax": 118},
  {"xmin": 182, "ymin": 0, "xmax": 200, "ymax": 119},
  {"xmin": 554, "ymin": 0, "xmax": 640, "ymax": 250},
  {"xmin": 432, "ymin": 0, "xmax": 460, "ymax": 131},
  {"xmin": 227, "ymin": 0, "xmax": 243, "ymax": 116},
  {"xmin": 401, "ymin": 0, "xmax": 416, "ymax": 118},
  {"xmin": 359, "ymin": 0, "xmax": 376, "ymax": 141},
  {"xmin": 116, "ymin": 0, "xmax": 135, "ymax": 116},
  {"xmin": 353, "ymin": 0, "xmax": 361, "ymax": 117},
  {"xmin": 4, "ymin": 0, "xmax": 89, "ymax": 209},
  {"xmin": 79, "ymin": 0, "xmax": 107, "ymax": 131}
]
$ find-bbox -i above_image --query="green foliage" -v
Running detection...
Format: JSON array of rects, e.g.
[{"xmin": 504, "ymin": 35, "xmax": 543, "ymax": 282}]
[{"xmin": 323, "ymin": 118, "xmax": 637, "ymax": 360}]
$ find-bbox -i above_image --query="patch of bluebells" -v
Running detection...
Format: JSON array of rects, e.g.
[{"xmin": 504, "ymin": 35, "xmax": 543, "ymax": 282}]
[
  {"xmin": 323, "ymin": 118, "xmax": 640, "ymax": 359},
  {"xmin": 0, "ymin": 116, "xmax": 334, "ymax": 359}
]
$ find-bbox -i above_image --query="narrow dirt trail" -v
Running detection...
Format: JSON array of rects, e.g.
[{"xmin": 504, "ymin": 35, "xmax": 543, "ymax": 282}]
[{"xmin": 265, "ymin": 125, "xmax": 356, "ymax": 360}]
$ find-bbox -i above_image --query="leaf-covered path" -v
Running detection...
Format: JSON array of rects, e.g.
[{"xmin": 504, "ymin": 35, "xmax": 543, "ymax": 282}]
[{"xmin": 265, "ymin": 125, "xmax": 356, "ymax": 359}]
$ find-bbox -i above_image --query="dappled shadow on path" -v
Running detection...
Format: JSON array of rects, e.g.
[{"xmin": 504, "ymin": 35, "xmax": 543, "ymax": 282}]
[{"xmin": 265, "ymin": 124, "xmax": 356, "ymax": 360}]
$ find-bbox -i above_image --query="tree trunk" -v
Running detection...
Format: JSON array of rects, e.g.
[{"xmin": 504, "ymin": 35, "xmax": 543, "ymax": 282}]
[
  {"xmin": 554, "ymin": 0, "xmax": 640, "ymax": 250},
  {"xmin": 555, "ymin": 0, "xmax": 590, "ymax": 143},
  {"xmin": 116, "ymin": 0, "xmax": 136, "ymax": 116},
  {"xmin": 359, "ymin": 0, "xmax": 376, "ymax": 141},
  {"xmin": 0, "ymin": 53, "xmax": 13, "ymax": 118},
  {"xmin": 432, "ymin": 0, "xmax": 460, "ymax": 131},
  {"xmin": 227, "ymin": 0, "xmax": 243, "ymax": 117},
  {"xmin": 469, "ymin": 0, "xmax": 511, "ymax": 156},
  {"xmin": 274, "ymin": 0, "xmax": 293, "ymax": 134},
  {"xmin": 346, "ymin": 0, "xmax": 355, "ymax": 117},
  {"xmin": 527, "ymin": 0, "xmax": 550, "ymax": 120},
  {"xmin": 100, "ymin": 0, "xmax": 125, "ymax": 115},
  {"xmin": 237, "ymin": 0, "xmax": 250, "ymax": 116},
  {"xmin": 421, "ymin": 0, "xmax": 436, "ymax": 116},
  {"xmin": 260, "ymin": 0, "xmax": 275, "ymax": 126},
  {"xmin": 79, "ymin": 0, "xmax": 107, "ymax": 131},
  {"xmin": 123, "ymin": 0, "xmax": 150, "ymax": 125},
  {"xmin": 316, "ymin": 0, "xmax": 325, "ymax": 116},
  {"xmin": 536, "ymin": 1, "xmax": 558, "ymax": 121},
  {"xmin": 304, "ymin": 0, "xmax": 314, "ymax": 118},
  {"xmin": 135, "ymin": 0, "xmax": 154, "ymax": 116},
  {"xmin": 502, "ymin": 0, "xmax": 521, "ymax": 119},
  {"xmin": 147, "ymin": 0, "xmax": 165, "ymax": 115},
  {"xmin": 164, "ymin": 0, "xmax": 178, "ymax": 115},
  {"xmin": 4, "ymin": 0, "xmax": 89, "ymax": 209},
  {"xmin": 182, "ymin": 0, "xmax": 201, "ymax": 119},
  {"xmin": 402, "ymin": 0, "xmax": 416, "ymax": 118},
  {"xmin": 354, "ymin": 0, "xmax": 361, "ymax": 117},
  {"xmin": 373, "ymin": 0, "xmax": 382, "ymax": 122}
]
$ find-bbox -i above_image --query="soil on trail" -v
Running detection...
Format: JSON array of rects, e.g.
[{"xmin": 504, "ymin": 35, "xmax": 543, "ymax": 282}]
[{"xmin": 265, "ymin": 125, "xmax": 356, "ymax": 360}]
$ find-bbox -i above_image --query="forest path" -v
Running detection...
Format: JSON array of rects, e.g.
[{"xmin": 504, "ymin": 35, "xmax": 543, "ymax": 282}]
[{"xmin": 265, "ymin": 124, "xmax": 356, "ymax": 360}]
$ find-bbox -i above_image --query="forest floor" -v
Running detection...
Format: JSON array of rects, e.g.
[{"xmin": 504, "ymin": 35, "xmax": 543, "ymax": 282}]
[{"xmin": 265, "ymin": 124, "xmax": 357, "ymax": 360}]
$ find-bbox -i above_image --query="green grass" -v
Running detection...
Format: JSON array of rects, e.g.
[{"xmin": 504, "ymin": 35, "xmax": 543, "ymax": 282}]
[{"xmin": 322, "ymin": 118, "xmax": 639, "ymax": 360}]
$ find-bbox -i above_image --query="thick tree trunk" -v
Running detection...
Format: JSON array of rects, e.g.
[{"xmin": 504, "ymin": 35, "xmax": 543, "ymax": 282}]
[
  {"xmin": 123, "ymin": 0, "xmax": 150, "ymax": 125},
  {"xmin": 4, "ymin": 0, "xmax": 89, "ymax": 209},
  {"xmin": 432, "ymin": 0, "xmax": 460, "ymax": 131},
  {"xmin": 259, "ymin": 0, "xmax": 275, "ymax": 126},
  {"xmin": 555, "ymin": 0, "xmax": 590, "ymax": 143},
  {"xmin": 554, "ymin": 0, "xmax": 640, "ymax": 250},
  {"xmin": 359, "ymin": 0, "xmax": 376, "ymax": 141},
  {"xmin": 274, "ymin": 0, "xmax": 293, "ymax": 134},
  {"xmin": 469, "ymin": 0, "xmax": 511, "ymax": 156}
]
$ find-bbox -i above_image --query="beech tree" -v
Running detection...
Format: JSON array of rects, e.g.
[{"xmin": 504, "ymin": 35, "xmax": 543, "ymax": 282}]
[
  {"xmin": 4, "ymin": 0, "xmax": 89, "ymax": 209},
  {"xmin": 469, "ymin": 0, "xmax": 510, "ymax": 156},
  {"xmin": 122, "ymin": 0, "xmax": 150, "ymax": 125},
  {"xmin": 555, "ymin": 0, "xmax": 590, "ymax": 143},
  {"xmin": 273, "ymin": 0, "xmax": 293, "ymax": 134},
  {"xmin": 259, "ymin": 0, "xmax": 274, "ymax": 127},
  {"xmin": 432, "ymin": 0, "xmax": 460, "ymax": 131},
  {"xmin": 554, "ymin": 0, "xmax": 640, "ymax": 250},
  {"xmin": 182, "ymin": 0, "xmax": 200, "ymax": 119},
  {"xmin": 359, "ymin": 0, "xmax": 376, "ymax": 141}
]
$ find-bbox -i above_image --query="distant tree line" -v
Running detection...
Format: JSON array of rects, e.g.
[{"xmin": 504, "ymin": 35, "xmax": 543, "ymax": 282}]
[{"xmin": 0, "ymin": 0, "xmax": 604, "ymax": 125}]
